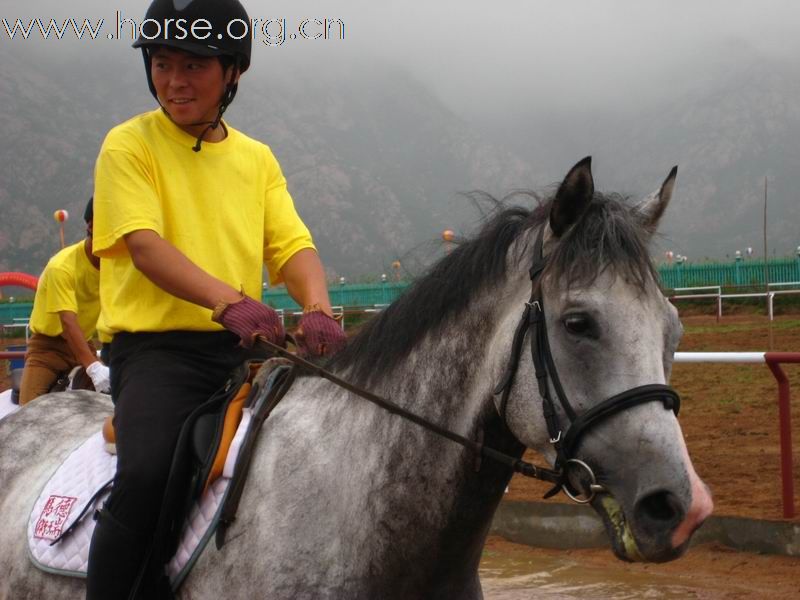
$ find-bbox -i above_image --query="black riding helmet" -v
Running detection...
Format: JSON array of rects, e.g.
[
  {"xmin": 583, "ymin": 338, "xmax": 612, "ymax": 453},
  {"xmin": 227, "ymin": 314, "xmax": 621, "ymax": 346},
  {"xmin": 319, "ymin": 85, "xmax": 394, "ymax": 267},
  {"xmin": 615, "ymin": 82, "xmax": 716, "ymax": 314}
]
[{"xmin": 132, "ymin": 0, "xmax": 252, "ymax": 150}]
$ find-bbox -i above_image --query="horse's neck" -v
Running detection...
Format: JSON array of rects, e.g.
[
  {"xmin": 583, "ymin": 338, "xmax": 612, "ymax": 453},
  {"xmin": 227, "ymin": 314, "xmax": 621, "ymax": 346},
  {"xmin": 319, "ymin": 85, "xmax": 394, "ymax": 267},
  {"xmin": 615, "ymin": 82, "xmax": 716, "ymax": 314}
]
[
  {"xmin": 373, "ymin": 282, "xmax": 524, "ymax": 421},
  {"xmin": 283, "ymin": 280, "xmax": 527, "ymax": 586},
  {"xmin": 282, "ymin": 376, "xmax": 517, "ymax": 594}
]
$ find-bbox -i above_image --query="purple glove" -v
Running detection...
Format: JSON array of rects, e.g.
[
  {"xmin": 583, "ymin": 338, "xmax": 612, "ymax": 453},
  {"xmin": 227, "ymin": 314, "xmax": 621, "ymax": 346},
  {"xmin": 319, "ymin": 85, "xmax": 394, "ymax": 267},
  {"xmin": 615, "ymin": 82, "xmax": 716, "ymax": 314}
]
[
  {"xmin": 295, "ymin": 311, "xmax": 346, "ymax": 358},
  {"xmin": 212, "ymin": 295, "xmax": 285, "ymax": 349}
]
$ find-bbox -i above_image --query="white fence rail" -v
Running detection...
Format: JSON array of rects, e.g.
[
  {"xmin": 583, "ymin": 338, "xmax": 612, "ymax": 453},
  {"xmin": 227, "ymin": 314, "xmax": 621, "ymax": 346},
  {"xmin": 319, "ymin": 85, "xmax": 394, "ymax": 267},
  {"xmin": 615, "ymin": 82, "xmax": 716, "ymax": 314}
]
[{"xmin": 674, "ymin": 351, "xmax": 800, "ymax": 518}]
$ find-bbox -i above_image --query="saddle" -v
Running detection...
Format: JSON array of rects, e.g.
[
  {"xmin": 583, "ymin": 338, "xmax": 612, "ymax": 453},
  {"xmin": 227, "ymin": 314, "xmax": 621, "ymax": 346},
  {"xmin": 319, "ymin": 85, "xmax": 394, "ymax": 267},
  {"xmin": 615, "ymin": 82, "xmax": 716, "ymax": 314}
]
[
  {"xmin": 134, "ymin": 357, "xmax": 297, "ymax": 589},
  {"xmin": 29, "ymin": 358, "xmax": 296, "ymax": 591},
  {"xmin": 102, "ymin": 362, "xmax": 258, "ymax": 479},
  {"xmin": 50, "ymin": 366, "xmax": 95, "ymax": 394}
]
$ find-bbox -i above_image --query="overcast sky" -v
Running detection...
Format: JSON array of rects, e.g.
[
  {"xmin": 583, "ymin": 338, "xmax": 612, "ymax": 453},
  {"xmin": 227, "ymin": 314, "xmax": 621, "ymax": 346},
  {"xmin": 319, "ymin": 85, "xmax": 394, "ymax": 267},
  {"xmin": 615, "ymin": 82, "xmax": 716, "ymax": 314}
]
[{"xmin": 7, "ymin": 0, "xmax": 800, "ymax": 118}]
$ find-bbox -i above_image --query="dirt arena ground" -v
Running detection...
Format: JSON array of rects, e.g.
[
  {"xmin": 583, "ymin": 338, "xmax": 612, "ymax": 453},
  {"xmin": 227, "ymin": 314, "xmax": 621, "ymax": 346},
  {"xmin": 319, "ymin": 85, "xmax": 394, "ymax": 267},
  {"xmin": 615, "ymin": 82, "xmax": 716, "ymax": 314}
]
[{"xmin": 482, "ymin": 536, "xmax": 800, "ymax": 599}]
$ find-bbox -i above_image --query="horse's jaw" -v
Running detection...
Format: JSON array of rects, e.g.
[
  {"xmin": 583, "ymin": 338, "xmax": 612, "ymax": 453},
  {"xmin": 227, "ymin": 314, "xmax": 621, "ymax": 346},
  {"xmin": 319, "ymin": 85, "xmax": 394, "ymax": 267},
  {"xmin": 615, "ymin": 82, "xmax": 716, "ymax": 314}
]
[
  {"xmin": 591, "ymin": 480, "xmax": 712, "ymax": 563},
  {"xmin": 579, "ymin": 407, "xmax": 714, "ymax": 563},
  {"xmin": 593, "ymin": 494, "xmax": 651, "ymax": 562}
]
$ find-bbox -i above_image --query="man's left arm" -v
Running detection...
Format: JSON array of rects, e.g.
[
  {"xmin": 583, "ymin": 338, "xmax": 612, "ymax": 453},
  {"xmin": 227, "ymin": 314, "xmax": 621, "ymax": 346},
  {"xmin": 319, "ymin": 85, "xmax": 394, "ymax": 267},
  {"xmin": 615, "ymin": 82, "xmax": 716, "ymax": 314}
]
[
  {"xmin": 280, "ymin": 248, "xmax": 333, "ymax": 316},
  {"xmin": 280, "ymin": 249, "xmax": 345, "ymax": 357}
]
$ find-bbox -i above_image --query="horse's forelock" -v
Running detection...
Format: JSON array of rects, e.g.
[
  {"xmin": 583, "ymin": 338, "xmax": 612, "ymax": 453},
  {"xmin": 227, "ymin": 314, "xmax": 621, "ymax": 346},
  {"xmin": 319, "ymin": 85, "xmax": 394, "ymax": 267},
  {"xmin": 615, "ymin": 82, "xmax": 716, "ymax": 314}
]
[{"xmin": 546, "ymin": 194, "xmax": 659, "ymax": 294}]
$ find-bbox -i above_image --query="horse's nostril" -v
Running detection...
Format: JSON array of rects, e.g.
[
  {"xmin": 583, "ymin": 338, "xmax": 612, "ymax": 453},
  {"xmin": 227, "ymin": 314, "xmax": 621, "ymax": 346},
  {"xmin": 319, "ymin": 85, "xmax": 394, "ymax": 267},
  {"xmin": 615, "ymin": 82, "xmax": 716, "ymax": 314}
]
[{"xmin": 635, "ymin": 490, "xmax": 683, "ymax": 526}]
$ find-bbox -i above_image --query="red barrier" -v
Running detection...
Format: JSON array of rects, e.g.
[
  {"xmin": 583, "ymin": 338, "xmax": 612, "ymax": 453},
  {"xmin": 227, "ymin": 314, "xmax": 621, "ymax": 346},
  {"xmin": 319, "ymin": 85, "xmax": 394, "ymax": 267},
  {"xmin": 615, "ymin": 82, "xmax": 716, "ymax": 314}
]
[
  {"xmin": 0, "ymin": 272, "xmax": 38, "ymax": 291},
  {"xmin": 676, "ymin": 352, "xmax": 800, "ymax": 518},
  {"xmin": 765, "ymin": 352, "xmax": 800, "ymax": 519}
]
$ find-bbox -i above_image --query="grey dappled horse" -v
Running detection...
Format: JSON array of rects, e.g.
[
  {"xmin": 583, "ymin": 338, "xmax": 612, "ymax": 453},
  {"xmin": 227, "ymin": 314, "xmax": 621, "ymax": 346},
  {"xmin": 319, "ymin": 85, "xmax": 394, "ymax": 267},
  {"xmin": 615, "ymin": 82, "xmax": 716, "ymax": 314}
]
[{"xmin": 0, "ymin": 158, "xmax": 712, "ymax": 599}]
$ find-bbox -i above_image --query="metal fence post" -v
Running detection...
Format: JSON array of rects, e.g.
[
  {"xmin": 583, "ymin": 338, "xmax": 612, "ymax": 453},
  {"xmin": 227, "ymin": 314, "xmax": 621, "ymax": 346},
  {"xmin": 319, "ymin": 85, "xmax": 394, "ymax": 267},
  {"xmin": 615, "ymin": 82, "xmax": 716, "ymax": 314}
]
[{"xmin": 734, "ymin": 255, "xmax": 742, "ymax": 286}]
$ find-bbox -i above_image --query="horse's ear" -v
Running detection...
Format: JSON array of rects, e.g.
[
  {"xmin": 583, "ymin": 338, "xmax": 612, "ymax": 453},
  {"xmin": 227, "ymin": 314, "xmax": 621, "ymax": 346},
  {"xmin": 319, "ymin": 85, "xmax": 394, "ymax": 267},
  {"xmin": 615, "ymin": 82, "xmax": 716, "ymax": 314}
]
[
  {"xmin": 549, "ymin": 156, "xmax": 594, "ymax": 238},
  {"xmin": 636, "ymin": 166, "xmax": 677, "ymax": 234}
]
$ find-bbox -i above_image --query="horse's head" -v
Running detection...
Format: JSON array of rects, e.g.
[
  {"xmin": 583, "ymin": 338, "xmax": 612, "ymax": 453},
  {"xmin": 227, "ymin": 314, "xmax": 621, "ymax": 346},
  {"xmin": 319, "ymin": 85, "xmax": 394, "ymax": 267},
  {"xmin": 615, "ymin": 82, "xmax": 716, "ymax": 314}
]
[
  {"xmin": 328, "ymin": 158, "xmax": 710, "ymax": 564},
  {"xmin": 500, "ymin": 157, "xmax": 712, "ymax": 562}
]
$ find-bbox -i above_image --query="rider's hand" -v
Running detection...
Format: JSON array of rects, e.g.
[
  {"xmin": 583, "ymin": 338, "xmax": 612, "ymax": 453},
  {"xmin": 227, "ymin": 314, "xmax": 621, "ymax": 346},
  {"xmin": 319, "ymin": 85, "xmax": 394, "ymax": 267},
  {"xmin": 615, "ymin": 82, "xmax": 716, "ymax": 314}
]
[
  {"xmin": 295, "ymin": 310, "xmax": 346, "ymax": 358},
  {"xmin": 212, "ymin": 295, "xmax": 285, "ymax": 349},
  {"xmin": 86, "ymin": 361, "xmax": 111, "ymax": 393}
]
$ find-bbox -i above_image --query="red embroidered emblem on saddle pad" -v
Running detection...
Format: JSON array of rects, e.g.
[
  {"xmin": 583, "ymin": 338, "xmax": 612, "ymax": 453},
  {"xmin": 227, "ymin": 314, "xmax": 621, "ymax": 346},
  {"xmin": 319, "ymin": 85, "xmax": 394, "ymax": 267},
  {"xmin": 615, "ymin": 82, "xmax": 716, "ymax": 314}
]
[{"xmin": 34, "ymin": 495, "xmax": 78, "ymax": 541}]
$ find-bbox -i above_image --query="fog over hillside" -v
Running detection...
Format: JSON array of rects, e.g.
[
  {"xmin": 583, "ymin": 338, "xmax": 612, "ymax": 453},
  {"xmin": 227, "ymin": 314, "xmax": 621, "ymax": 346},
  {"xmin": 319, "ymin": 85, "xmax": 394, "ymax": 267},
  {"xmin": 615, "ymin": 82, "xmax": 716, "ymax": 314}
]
[
  {"xmin": 1, "ymin": 1, "xmax": 798, "ymax": 278},
  {"xmin": 481, "ymin": 49, "xmax": 800, "ymax": 262},
  {"xmin": 0, "ymin": 50, "xmax": 536, "ymax": 277}
]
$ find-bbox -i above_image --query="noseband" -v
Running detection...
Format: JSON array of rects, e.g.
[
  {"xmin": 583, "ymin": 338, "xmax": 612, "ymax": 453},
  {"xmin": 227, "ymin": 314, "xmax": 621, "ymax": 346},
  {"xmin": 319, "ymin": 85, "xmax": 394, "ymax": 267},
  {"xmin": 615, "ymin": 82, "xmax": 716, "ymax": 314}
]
[{"xmin": 493, "ymin": 226, "xmax": 680, "ymax": 503}]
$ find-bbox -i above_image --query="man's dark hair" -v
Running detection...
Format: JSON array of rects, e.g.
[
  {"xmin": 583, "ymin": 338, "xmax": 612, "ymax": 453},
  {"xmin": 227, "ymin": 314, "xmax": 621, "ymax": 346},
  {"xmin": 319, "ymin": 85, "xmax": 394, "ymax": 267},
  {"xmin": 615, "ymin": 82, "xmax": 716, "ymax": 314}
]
[
  {"xmin": 84, "ymin": 197, "xmax": 93, "ymax": 223},
  {"xmin": 218, "ymin": 54, "xmax": 237, "ymax": 73}
]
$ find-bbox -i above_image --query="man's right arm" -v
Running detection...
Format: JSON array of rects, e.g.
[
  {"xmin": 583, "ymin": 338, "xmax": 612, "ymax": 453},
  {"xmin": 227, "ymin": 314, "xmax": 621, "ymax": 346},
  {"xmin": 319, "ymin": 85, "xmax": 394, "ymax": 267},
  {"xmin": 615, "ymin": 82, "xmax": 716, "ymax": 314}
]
[
  {"xmin": 59, "ymin": 311, "xmax": 110, "ymax": 392},
  {"xmin": 125, "ymin": 229, "xmax": 284, "ymax": 347},
  {"xmin": 58, "ymin": 311, "xmax": 98, "ymax": 370},
  {"xmin": 124, "ymin": 229, "xmax": 241, "ymax": 309}
]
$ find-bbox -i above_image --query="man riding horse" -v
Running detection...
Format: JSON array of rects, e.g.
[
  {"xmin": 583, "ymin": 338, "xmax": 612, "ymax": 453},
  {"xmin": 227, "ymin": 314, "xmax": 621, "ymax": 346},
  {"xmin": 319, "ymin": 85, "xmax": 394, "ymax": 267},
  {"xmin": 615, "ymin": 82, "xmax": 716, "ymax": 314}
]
[
  {"xmin": 19, "ymin": 198, "xmax": 109, "ymax": 405},
  {"xmin": 86, "ymin": 0, "xmax": 345, "ymax": 597}
]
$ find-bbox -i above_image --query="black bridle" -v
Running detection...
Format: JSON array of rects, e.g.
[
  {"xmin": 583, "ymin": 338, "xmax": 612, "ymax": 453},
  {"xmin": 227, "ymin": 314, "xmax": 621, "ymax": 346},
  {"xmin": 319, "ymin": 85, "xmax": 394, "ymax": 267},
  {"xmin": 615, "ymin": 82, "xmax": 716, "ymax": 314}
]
[
  {"xmin": 493, "ymin": 226, "xmax": 680, "ymax": 502},
  {"xmin": 256, "ymin": 225, "xmax": 680, "ymax": 504}
]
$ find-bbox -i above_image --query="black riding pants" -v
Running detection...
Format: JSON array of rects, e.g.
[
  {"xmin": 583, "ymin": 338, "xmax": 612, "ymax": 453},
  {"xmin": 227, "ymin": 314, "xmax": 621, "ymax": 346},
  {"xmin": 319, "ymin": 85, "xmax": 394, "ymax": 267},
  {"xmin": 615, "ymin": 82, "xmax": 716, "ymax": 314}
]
[
  {"xmin": 106, "ymin": 330, "xmax": 246, "ymax": 531},
  {"xmin": 86, "ymin": 330, "xmax": 246, "ymax": 599}
]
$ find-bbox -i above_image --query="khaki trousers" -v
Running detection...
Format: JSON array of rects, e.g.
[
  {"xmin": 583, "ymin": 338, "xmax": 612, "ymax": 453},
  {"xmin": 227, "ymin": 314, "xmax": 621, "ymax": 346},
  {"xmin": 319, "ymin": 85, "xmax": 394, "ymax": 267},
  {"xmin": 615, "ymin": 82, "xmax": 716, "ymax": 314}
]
[{"xmin": 18, "ymin": 333, "xmax": 81, "ymax": 405}]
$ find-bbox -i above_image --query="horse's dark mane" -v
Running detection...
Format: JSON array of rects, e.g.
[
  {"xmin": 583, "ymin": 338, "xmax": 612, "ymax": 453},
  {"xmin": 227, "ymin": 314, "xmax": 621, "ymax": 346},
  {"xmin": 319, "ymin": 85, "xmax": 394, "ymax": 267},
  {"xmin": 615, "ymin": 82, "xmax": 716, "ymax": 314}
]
[{"xmin": 329, "ymin": 191, "xmax": 658, "ymax": 384}]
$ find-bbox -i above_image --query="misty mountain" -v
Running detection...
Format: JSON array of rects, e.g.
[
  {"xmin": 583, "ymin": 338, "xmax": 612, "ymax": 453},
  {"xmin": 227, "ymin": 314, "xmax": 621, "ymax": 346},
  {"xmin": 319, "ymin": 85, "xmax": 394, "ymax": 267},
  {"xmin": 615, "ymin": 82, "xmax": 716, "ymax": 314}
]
[
  {"xmin": 0, "ymin": 51, "xmax": 535, "ymax": 279},
  {"xmin": 231, "ymin": 62, "xmax": 537, "ymax": 276},
  {"xmin": 0, "ymin": 50, "xmax": 151, "ymax": 274},
  {"xmin": 475, "ymin": 52, "xmax": 800, "ymax": 262},
  {"xmin": 1, "ymin": 47, "xmax": 798, "ymax": 282}
]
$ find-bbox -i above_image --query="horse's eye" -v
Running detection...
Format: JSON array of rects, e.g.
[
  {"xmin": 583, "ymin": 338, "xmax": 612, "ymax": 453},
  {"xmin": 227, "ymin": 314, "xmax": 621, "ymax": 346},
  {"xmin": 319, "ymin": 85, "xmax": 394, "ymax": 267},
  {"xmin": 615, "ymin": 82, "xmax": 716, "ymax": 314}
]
[{"xmin": 563, "ymin": 315, "xmax": 593, "ymax": 336}]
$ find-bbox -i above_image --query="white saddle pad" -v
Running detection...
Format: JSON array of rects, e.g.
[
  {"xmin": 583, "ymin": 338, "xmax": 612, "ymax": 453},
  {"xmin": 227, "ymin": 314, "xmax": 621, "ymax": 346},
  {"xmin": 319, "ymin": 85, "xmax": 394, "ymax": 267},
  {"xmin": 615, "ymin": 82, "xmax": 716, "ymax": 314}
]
[
  {"xmin": 28, "ymin": 409, "xmax": 254, "ymax": 585},
  {"xmin": 0, "ymin": 388, "xmax": 19, "ymax": 421}
]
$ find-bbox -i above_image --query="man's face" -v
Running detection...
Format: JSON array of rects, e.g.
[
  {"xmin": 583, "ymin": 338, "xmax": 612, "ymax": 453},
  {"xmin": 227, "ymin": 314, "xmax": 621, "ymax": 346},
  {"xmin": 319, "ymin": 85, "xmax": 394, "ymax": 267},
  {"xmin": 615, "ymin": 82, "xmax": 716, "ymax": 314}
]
[{"xmin": 150, "ymin": 47, "xmax": 237, "ymax": 137}]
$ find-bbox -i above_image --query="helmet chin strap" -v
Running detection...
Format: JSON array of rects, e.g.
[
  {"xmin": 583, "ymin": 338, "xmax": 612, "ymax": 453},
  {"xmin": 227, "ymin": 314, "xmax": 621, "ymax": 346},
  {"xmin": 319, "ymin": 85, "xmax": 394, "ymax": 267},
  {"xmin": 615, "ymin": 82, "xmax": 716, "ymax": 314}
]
[
  {"xmin": 190, "ymin": 83, "xmax": 236, "ymax": 152},
  {"xmin": 189, "ymin": 105, "xmax": 226, "ymax": 153},
  {"xmin": 191, "ymin": 63, "xmax": 240, "ymax": 152}
]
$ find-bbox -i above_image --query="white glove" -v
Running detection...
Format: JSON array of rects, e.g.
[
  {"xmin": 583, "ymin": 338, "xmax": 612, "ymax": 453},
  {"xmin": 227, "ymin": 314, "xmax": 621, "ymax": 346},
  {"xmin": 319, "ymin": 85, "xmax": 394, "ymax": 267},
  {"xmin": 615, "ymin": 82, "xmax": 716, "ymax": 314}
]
[{"xmin": 86, "ymin": 361, "xmax": 111, "ymax": 393}]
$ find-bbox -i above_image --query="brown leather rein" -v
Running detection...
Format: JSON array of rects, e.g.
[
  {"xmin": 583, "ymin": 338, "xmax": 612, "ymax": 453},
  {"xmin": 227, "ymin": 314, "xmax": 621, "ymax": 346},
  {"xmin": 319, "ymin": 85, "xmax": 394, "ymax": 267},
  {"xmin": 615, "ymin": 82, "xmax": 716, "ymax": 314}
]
[{"xmin": 254, "ymin": 337, "xmax": 564, "ymax": 487}]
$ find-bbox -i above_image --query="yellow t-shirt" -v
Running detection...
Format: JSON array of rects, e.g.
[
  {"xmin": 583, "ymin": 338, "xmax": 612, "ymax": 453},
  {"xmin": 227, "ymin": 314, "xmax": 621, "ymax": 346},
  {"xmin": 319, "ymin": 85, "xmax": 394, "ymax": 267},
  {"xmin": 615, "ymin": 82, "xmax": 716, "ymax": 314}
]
[
  {"xmin": 29, "ymin": 240, "xmax": 101, "ymax": 339},
  {"xmin": 93, "ymin": 109, "xmax": 315, "ymax": 336}
]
